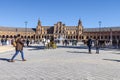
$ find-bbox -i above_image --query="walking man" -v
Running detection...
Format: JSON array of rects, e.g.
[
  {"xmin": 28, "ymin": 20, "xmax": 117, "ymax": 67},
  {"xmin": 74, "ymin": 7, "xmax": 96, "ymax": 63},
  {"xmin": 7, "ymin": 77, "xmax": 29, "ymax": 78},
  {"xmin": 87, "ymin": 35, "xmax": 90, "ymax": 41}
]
[
  {"xmin": 95, "ymin": 38, "xmax": 100, "ymax": 54},
  {"xmin": 87, "ymin": 38, "xmax": 92, "ymax": 53},
  {"xmin": 9, "ymin": 34, "xmax": 26, "ymax": 62},
  {"xmin": 26, "ymin": 39, "xmax": 29, "ymax": 47}
]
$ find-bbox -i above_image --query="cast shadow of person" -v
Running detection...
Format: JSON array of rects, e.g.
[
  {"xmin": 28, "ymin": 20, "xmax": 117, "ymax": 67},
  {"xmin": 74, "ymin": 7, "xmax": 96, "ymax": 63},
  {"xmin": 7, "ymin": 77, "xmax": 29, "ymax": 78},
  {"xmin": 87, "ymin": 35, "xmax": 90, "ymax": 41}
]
[
  {"xmin": 0, "ymin": 58, "xmax": 10, "ymax": 62},
  {"xmin": 103, "ymin": 59, "xmax": 120, "ymax": 62}
]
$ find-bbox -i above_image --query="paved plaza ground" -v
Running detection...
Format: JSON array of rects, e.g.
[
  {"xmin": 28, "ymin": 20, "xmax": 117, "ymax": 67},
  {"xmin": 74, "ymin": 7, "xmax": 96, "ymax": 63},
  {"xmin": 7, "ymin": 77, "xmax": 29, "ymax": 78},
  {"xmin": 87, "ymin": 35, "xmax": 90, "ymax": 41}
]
[{"xmin": 0, "ymin": 44, "xmax": 120, "ymax": 80}]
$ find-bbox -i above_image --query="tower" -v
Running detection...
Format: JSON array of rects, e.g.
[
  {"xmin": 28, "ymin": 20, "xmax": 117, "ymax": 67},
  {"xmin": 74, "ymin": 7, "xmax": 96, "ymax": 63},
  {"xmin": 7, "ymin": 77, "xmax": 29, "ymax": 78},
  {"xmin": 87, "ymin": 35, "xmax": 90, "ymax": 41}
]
[
  {"xmin": 36, "ymin": 19, "xmax": 42, "ymax": 41},
  {"xmin": 38, "ymin": 19, "xmax": 41, "ymax": 26},
  {"xmin": 36, "ymin": 19, "xmax": 42, "ymax": 34},
  {"xmin": 54, "ymin": 22, "xmax": 66, "ymax": 39},
  {"xmin": 77, "ymin": 19, "xmax": 83, "ymax": 40}
]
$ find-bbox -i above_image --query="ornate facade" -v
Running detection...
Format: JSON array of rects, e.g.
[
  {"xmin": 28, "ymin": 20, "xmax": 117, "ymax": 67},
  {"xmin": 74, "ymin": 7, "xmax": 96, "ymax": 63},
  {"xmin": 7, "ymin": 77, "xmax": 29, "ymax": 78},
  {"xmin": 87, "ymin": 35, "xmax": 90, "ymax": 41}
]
[
  {"xmin": 0, "ymin": 19, "xmax": 120, "ymax": 43},
  {"xmin": 35, "ymin": 19, "xmax": 83, "ymax": 41}
]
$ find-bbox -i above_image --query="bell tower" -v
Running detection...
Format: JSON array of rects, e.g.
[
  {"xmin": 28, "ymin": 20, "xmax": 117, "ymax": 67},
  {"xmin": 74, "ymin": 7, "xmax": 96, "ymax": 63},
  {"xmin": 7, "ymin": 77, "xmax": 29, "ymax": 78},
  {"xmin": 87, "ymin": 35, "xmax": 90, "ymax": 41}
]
[
  {"xmin": 36, "ymin": 19, "xmax": 42, "ymax": 34},
  {"xmin": 77, "ymin": 19, "xmax": 83, "ymax": 40},
  {"xmin": 38, "ymin": 19, "xmax": 41, "ymax": 26},
  {"xmin": 35, "ymin": 19, "xmax": 42, "ymax": 41}
]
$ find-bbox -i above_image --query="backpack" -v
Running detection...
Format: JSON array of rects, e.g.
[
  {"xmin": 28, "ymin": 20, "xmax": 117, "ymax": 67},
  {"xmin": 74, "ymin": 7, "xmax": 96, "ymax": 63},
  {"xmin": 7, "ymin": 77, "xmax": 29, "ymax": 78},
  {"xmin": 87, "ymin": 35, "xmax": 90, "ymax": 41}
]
[{"xmin": 12, "ymin": 41, "xmax": 16, "ymax": 47}]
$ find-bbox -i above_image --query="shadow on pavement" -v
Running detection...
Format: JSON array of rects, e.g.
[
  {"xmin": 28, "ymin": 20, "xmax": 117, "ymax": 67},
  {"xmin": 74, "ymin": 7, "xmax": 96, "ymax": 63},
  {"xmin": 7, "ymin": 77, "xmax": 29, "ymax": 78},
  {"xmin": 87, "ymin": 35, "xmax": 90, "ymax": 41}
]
[
  {"xmin": 112, "ymin": 53, "xmax": 120, "ymax": 55},
  {"xmin": 0, "ymin": 58, "xmax": 10, "ymax": 62},
  {"xmin": 103, "ymin": 59, "xmax": 120, "ymax": 62},
  {"xmin": 26, "ymin": 46, "xmax": 45, "ymax": 51},
  {"xmin": 27, "ymin": 45, "xmax": 88, "ymax": 51},
  {"xmin": 57, "ymin": 45, "xmax": 88, "ymax": 49},
  {"xmin": 26, "ymin": 45, "xmax": 120, "ymax": 52},
  {"xmin": 0, "ymin": 58, "xmax": 25, "ymax": 62},
  {"xmin": 67, "ymin": 51, "xmax": 89, "ymax": 54}
]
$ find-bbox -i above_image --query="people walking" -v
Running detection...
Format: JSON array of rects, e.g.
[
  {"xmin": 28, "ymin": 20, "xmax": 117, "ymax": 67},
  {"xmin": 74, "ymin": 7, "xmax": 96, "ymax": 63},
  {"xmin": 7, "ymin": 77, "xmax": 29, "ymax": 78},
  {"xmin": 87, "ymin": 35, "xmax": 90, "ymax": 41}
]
[
  {"xmin": 1, "ymin": 38, "xmax": 4, "ymax": 46},
  {"xmin": 26, "ymin": 39, "xmax": 29, "ymax": 47},
  {"xmin": 9, "ymin": 34, "xmax": 26, "ymax": 62},
  {"xmin": 94, "ymin": 38, "xmax": 100, "ymax": 54},
  {"xmin": 87, "ymin": 38, "xmax": 92, "ymax": 53}
]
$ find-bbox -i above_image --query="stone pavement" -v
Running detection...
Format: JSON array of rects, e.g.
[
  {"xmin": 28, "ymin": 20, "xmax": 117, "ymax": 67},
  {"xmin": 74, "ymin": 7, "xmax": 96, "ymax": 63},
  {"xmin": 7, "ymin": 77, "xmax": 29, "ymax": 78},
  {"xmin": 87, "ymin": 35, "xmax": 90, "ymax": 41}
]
[
  {"xmin": 0, "ymin": 45, "xmax": 14, "ymax": 53},
  {"xmin": 0, "ymin": 45, "xmax": 120, "ymax": 80}
]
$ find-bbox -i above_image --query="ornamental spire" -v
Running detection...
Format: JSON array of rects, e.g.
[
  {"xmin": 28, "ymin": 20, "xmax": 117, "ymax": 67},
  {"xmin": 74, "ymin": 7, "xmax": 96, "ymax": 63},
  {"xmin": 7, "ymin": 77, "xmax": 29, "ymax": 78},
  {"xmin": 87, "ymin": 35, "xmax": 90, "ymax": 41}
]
[
  {"xmin": 38, "ymin": 18, "xmax": 41, "ymax": 26},
  {"xmin": 78, "ymin": 19, "xmax": 82, "ymax": 26}
]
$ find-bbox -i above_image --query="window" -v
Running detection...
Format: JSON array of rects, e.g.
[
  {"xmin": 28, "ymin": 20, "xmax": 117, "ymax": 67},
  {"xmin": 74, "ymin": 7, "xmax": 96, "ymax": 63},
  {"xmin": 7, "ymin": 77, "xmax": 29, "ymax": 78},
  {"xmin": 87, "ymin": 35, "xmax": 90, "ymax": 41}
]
[
  {"xmin": 101, "ymin": 36, "xmax": 103, "ymax": 39},
  {"xmin": 105, "ymin": 36, "xmax": 107, "ymax": 39},
  {"xmin": 93, "ymin": 36, "xmax": 96, "ymax": 39},
  {"xmin": 82, "ymin": 36, "xmax": 84, "ymax": 39},
  {"xmin": 117, "ymin": 35, "xmax": 119, "ymax": 39},
  {"xmin": 86, "ymin": 36, "xmax": 89, "ymax": 39},
  {"xmin": 112, "ymin": 36, "xmax": 115, "ymax": 40}
]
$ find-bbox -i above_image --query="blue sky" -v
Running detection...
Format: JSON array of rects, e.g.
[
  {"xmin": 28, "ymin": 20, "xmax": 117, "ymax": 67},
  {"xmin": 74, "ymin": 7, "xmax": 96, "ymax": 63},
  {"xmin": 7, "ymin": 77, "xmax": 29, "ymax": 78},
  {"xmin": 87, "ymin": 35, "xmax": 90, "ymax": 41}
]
[{"xmin": 0, "ymin": 0, "xmax": 120, "ymax": 28}]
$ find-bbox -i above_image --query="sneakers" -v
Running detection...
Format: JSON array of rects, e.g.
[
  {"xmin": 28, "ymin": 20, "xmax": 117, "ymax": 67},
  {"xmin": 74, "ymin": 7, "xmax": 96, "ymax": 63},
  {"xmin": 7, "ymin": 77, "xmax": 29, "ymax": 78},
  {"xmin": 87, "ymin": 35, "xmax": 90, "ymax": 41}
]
[
  {"xmin": 8, "ymin": 60, "xmax": 15, "ymax": 62},
  {"xmin": 22, "ymin": 59, "xmax": 27, "ymax": 61},
  {"xmin": 8, "ymin": 59, "xmax": 27, "ymax": 62}
]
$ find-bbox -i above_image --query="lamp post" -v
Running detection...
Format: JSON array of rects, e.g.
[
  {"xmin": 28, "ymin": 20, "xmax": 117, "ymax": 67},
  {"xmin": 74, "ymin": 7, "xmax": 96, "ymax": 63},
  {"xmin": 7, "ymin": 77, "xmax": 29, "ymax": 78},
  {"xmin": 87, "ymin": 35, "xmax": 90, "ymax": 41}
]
[
  {"xmin": 110, "ymin": 28, "xmax": 112, "ymax": 46},
  {"xmin": 99, "ymin": 21, "xmax": 102, "ymax": 40},
  {"xmin": 16, "ymin": 28, "xmax": 18, "ymax": 36},
  {"xmin": 25, "ymin": 21, "xmax": 28, "ymax": 39}
]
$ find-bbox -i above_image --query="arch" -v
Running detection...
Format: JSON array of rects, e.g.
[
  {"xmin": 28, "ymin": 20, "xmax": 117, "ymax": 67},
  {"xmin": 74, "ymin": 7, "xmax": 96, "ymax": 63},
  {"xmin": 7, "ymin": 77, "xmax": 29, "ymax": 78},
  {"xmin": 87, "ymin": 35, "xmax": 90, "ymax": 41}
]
[
  {"xmin": 6, "ymin": 35, "xmax": 9, "ymax": 38},
  {"xmin": 79, "ymin": 36, "xmax": 81, "ymax": 39},
  {"xmin": 73, "ymin": 36, "xmax": 75, "ymax": 39},
  {"xmin": 109, "ymin": 36, "xmax": 110, "ymax": 39},
  {"xmin": 10, "ymin": 35, "xmax": 13, "ymax": 38},
  {"xmin": 86, "ymin": 36, "xmax": 89, "ymax": 39},
  {"xmin": 31, "ymin": 36, "xmax": 34, "ymax": 39},
  {"xmin": 112, "ymin": 36, "xmax": 115, "ymax": 40},
  {"xmin": 24, "ymin": 36, "xmax": 27, "ymax": 38},
  {"xmin": 82, "ymin": 36, "xmax": 84, "ymax": 39},
  {"xmin": 105, "ymin": 36, "xmax": 107, "ymax": 39},
  {"xmin": 117, "ymin": 35, "xmax": 119, "ymax": 39},
  {"xmin": 21, "ymin": 36, "xmax": 23, "ymax": 38},
  {"xmin": 36, "ymin": 36, "xmax": 38, "ymax": 39},
  {"xmin": 93, "ymin": 36, "xmax": 96, "ymax": 39},
  {"xmin": 14, "ymin": 35, "xmax": 16, "ymax": 38},
  {"xmin": 101, "ymin": 36, "xmax": 103, "ymax": 39},
  {"xmin": 97, "ymin": 36, "xmax": 100, "ymax": 39},
  {"xmin": 45, "ymin": 36, "xmax": 46, "ymax": 39},
  {"xmin": 2, "ymin": 35, "xmax": 5, "ymax": 38},
  {"xmin": 28, "ymin": 36, "xmax": 30, "ymax": 39}
]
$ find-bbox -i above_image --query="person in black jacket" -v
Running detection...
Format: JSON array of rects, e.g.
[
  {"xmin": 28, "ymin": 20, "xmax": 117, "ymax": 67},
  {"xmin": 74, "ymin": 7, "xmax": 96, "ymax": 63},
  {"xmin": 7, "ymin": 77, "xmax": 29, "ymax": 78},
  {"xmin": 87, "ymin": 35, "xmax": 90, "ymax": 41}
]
[
  {"xmin": 26, "ymin": 39, "xmax": 29, "ymax": 47},
  {"xmin": 87, "ymin": 38, "xmax": 92, "ymax": 53}
]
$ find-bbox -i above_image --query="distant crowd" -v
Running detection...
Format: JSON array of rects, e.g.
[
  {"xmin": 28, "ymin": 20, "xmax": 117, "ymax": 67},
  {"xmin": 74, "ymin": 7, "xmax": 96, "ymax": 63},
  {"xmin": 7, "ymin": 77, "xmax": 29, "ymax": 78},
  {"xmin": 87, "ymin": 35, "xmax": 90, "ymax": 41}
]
[{"xmin": 1, "ymin": 37, "xmax": 120, "ymax": 49}]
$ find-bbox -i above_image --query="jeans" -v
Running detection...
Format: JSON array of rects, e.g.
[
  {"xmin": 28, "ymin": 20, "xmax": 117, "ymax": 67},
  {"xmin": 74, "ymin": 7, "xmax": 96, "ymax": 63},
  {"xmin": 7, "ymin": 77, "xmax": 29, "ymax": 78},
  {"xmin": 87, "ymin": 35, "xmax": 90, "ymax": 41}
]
[
  {"xmin": 11, "ymin": 50, "xmax": 25, "ymax": 60},
  {"xmin": 96, "ymin": 47, "xmax": 99, "ymax": 53},
  {"xmin": 88, "ymin": 46, "xmax": 91, "ymax": 53}
]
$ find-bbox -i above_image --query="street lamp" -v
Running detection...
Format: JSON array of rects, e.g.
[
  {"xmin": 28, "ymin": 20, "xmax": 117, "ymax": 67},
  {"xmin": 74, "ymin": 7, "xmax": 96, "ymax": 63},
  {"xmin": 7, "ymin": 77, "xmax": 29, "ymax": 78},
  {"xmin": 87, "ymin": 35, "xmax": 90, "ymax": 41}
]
[
  {"xmin": 16, "ymin": 28, "xmax": 18, "ymax": 36},
  {"xmin": 110, "ymin": 28, "xmax": 112, "ymax": 46},
  {"xmin": 25, "ymin": 21, "xmax": 28, "ymax": 39},
  {"xmin": 99, "ymin": 21, "xmax": 102, "ymax": 40}
]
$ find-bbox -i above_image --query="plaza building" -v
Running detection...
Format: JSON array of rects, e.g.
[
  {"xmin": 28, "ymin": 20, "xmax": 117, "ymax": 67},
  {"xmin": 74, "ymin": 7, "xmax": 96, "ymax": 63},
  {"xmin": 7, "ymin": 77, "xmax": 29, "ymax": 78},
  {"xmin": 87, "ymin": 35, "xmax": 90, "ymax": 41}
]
[{"xmin": 0, "ymin": 19, "xmax": 120, "ymax": 45}]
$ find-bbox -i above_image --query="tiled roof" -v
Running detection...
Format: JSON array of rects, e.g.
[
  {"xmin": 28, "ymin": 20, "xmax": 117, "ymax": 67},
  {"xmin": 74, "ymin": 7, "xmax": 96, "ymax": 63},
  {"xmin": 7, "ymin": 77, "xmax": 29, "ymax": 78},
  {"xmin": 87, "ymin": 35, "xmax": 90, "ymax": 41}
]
[
  {"xmin": 84, "ymin": 27, "xmax": 120, "ymax": 32},
  {"xmin": 0, "ymin": 26, "xmax": 35, "ymax": 32},
  {"xmin": 0, "ymin": 26, "xmax": 120, "ymax": 32},
  {"xmin": 66, "ymin": 26, "xmax": 77, "ymax": 30},
  {"xmin": 42, "ymin": 26, "xmax": 53, "ymax": 30}
]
